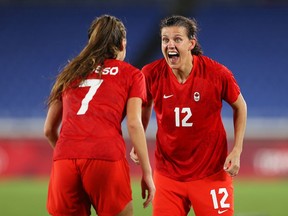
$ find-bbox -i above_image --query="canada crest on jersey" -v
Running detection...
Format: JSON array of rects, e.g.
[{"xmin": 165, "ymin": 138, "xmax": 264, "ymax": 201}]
[{"xmin": 194, "ymin": 92, "xmax": 200, "ymax": 102}]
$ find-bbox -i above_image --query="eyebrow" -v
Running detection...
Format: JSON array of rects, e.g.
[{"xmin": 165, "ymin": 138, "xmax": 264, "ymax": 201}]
[{"xmin": 162, "ymin": 32, "xmax": 184, "ymax": 36}]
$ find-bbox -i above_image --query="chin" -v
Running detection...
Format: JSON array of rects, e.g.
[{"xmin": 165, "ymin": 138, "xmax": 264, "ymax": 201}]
[
  {"xmin": 168, "ymin": 61, "xmax": 179, "ymax": 68},
  {"xmin": 169, "ymin": 65, "xmax": 180, "ymax": 71}
]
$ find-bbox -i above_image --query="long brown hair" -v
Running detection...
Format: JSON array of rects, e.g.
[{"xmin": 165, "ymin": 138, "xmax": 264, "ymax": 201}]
[
  {"xmin": 160, "ymin": 15, "xmax": 203, "ymax": 55},
  {"xmin": 47, "ymin": 14, "xmax": 126, "ymax": 106}
]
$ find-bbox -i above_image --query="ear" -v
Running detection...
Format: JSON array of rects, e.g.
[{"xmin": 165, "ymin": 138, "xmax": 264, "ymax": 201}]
[
  {"xmin": 120, "ymin": 39, "xmax": 127, "ymax": 51},
  {"xmin": 189, "ymin": 38, "xmax": 197, "ymax": 51}
]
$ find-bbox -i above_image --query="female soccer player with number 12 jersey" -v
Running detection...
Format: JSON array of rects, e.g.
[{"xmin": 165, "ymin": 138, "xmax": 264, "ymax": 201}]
[{"xmin": 131, "ymin": 15, "xmax": 247, "ymax": 216}]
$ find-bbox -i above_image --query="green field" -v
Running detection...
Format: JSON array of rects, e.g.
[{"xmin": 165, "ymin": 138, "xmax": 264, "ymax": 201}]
[{"xmin": 0, "ymin": 178, "xmax": 287, "ymax": 216}]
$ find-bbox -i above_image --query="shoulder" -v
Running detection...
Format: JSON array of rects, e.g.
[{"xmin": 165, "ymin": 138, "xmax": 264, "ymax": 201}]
[
  {"xmin": 115, "ymin": 59, "xmax": 140, "ymax": 72},
  {"xmin": 197, "ymin": 55, "xmax": 224, "ymax": 69},
  {"xmin": 197, "ymin": 55, "xmax": 232, "ymax": 77},
  {"xmin": 142, "ymin": 58, "xmax": 166, "ymax": 70},
  {"xmin": 142, "ymin": 58, "xmax": 166, "ymax": 76},
  {"xmin": 103, "ymin": 59, "xmax": 142, "ymax": 80}
]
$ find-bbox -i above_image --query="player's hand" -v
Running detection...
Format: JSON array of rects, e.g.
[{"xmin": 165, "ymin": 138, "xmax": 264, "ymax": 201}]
[
  {"xmin": 141, "ymin": 175, "xmax": 155, "ymax": 208},
  {"xmin": 224, "ymin": 149, "xmax": 241, "ymax": 177},
  {"xmin": 130, "ymin": 147, "xmax": 140, "ymax": 164}
]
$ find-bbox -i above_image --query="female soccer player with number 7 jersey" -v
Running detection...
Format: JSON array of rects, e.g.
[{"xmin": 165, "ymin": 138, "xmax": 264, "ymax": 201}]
[
  {"xmin": 44, "ymin": 15, "xmax": 155, "ymax": 216},
  {"xmin": 130, "ymin": 15, "xmax": 247, "ymax": 216}
]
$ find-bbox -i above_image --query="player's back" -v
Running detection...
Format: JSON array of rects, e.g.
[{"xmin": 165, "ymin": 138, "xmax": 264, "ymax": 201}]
[{"xmin": 54, "ymin": 59, "xmax": 146, "ymax": 161}]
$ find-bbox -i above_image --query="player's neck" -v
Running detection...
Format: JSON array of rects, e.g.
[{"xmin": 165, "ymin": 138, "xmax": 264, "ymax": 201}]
[{"xmin": 172, "ymin": 61, "xmax": 193, "ymax": 84}]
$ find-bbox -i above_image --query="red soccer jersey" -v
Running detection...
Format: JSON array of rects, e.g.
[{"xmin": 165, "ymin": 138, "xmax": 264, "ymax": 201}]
[
  {"xmin": 143, "ymin": 55, "xmax": 240, "ymax": 181},
  {"xmin": 53, "ymin": 59, "xmax": 146, "ymax": 161}
]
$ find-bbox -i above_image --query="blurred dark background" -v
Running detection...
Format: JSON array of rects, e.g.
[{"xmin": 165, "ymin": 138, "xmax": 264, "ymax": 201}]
[{"xmin": 0, "ymin": 0, "xmax": 288, "ymax": 137}]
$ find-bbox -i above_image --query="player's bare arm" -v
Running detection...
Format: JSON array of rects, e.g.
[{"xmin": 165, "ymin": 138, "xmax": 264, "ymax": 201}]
[
  {"xmin": 142, "ymin": 97, "xmax": 153, "ymax": 130},
  {"xmin": 126, "ymin": 97, "xmax": 155, "ymax": 207},
  {"xmin": 130, "ymin": 97, "xmax": 153, "ymax": 164},
  {"xmin": 43, "ymin": 100, "xmax": 62, "ymax": 148},
  {"xmin": 224, "ymin": 93, "xmax": 247, "ymax": 176}
]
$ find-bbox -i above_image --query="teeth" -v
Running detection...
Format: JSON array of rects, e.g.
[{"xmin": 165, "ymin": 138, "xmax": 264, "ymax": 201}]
[{"xmin": 168, "ymin": 52, "xmax": 178, "ymax": 55}]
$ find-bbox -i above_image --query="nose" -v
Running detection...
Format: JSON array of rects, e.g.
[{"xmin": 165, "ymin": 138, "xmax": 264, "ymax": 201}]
[{"xmin": 167, "ymin": 40, "xmax": 175, "ymax": 48}]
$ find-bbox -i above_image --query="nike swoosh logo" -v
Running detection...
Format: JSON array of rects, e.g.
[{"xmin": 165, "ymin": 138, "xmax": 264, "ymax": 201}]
[
  {"xmin": 218, "ymin": 209, "xmax": 228, "ymax": 214},
  {"xmin": 163, "ymin": 94, "xmax": 173, "ymax": 99}
]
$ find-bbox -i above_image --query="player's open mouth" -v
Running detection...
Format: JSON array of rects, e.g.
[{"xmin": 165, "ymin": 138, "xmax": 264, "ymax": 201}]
[
  {"xmin": 168, "ymin": 51, "xmax": 179, "ymax": 63},
  {"xmin": 168, "ymin": 51, "xmax": 179, "ymax": 58}
]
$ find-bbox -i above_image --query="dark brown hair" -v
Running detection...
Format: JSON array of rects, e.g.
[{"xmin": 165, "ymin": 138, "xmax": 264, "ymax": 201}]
[{"xmin": 47, "ymin": 14, "xmax": 126, "ymax": 106}]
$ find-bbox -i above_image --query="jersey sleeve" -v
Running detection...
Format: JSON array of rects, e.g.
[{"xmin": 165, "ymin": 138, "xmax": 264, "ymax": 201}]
[
  {"xmin": 141, "ymin": 64, "xmax": 154, "ymax": 102},
  {"xmin": 221, "ymin": 67, "xmax": 241, "ymax": 104},
  {"xmin": 129, "ymin": 69, "xmax": 147, "ymax": 104}
]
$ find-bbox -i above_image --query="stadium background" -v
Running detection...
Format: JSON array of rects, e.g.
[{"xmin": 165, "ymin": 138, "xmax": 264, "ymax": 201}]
[{"xmin": 0, "ymin": 0, "xmax": 288, "ymax": 215}]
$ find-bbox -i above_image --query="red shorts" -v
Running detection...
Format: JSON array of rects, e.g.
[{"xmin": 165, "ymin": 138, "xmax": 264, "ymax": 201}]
[
  {"xmin": 153, "ymin": 170, "xmax": 233, "ymax": 216},
  {"xmin": 47, "ymin": 159, "xmax": 132, "ymax": 216}
]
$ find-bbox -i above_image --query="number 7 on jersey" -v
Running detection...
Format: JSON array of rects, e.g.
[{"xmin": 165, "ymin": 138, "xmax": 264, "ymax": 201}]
[{"xmin": 77, "ymin": 79, "xmax": 103, "ymax": 115}]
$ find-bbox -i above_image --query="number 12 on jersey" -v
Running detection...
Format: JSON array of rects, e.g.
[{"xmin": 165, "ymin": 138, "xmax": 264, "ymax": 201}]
[
  {"xmin": 174, "ymin": 107, "xmax": 193, "ymax": 127},
  {"xmin": 210, "ymin": 188, "xmax": 230, "ymax": 209}
]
